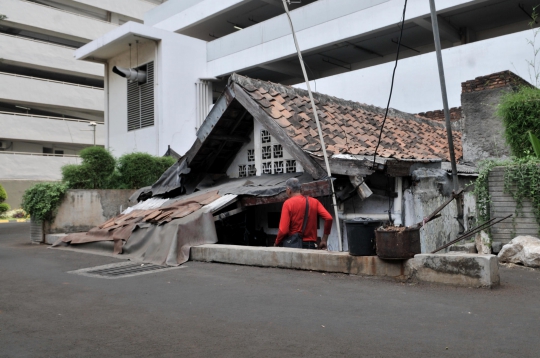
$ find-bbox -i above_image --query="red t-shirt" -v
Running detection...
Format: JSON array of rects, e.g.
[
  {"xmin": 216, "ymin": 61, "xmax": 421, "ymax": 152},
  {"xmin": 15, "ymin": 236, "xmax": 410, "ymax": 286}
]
[{"xmin": 275, "ymin": 195, "xmax": 333, "ymax": 245}]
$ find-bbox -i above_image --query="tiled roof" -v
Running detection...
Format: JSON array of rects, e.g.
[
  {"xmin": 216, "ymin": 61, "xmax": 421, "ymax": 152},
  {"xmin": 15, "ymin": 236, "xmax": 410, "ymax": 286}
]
[
  {"xmin": 461, "ymin": 70, "xmax": 531, "ymax": 93},
  {"xmin": 231, "ymin": 74, "xmax": 462, "ymax": 161}
]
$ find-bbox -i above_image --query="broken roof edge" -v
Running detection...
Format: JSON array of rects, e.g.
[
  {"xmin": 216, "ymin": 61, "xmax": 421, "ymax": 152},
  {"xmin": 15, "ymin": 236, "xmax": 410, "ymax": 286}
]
[{"xmin": 229, "ymin": 73, "xmax": 448, "ymax": 130}]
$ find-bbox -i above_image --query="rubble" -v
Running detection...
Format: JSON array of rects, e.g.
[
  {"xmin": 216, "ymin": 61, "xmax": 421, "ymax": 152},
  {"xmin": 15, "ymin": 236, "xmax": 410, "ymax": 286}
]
[
  {"xmin": 498, "ymin": 236, "xmax": 540, "ymax": 268},
  {"xmin": 475, "ymin": 230, "xmax": 491, "ymax": 255}
]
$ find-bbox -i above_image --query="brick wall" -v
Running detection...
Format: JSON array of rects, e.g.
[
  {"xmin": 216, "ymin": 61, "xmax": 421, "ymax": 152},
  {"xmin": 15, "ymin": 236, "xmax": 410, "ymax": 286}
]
[
  {"xmin": 417, "ymin": 107, "xmax": 462, "ymax": 122},
  {"xmin": 461, "ymin": 70, "xmax": 531, "ymax": 93}
]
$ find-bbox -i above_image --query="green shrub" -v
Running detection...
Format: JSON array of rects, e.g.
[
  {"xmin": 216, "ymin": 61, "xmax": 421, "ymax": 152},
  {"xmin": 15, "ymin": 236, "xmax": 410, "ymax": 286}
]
[
  {"xmin": 0, "ymin": 203, "xmax": 9, "ymax": 215},
  {"xmin": 0, "ymin": 183, "xmax": 7, "ymax": 203},
  {"xmin": 21, "ymin": 182, "xmax": 68, "ymax": 221},
  {"xmin": 116, "ymin": 153, "xmax": 176, "ymax": 189},
  {"xmin": 61, "ymin": 146, "xmax": 115, "ymax": 189},
  {"xmin": 61, "ymin": 164, "xmax": 90, "ymax": 189},
  {"xmin": 497, "ymin": 86, "xmax": 540, "ymax": 157}
]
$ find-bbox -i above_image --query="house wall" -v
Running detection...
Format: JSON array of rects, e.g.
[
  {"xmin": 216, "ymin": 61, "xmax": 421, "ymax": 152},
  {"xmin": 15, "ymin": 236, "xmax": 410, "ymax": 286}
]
[
  {"xmin": 226, "ymin": 119, "xmax": 304, "ymax": 178},
  {"xmin": 403, "ymin": 168, "xmax": 476, "ymax": 253},
  {"xmin": 460, "ymin": 71, "xmax": 531, "ymax": 163}
]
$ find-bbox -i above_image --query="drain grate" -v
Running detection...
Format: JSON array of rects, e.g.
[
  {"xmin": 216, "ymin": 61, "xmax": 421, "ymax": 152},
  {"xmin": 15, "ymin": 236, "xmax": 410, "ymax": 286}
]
[{"xmin": 68, "ymin": 261, "xmax": 184, "ymax": 279}]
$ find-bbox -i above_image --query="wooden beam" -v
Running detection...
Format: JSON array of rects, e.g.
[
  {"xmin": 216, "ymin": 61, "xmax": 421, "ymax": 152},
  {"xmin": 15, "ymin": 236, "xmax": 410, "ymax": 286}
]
[
  {"xmin": 232, "ymin": 83, "xmax": 327, "ymax": 179},
  {"xmin": 241, "ymin": 180, "xmax": 330, "ymax": 206},
  {"xmin": 314, "ymin": 157, "xmax": 373, "ymax": 176}
]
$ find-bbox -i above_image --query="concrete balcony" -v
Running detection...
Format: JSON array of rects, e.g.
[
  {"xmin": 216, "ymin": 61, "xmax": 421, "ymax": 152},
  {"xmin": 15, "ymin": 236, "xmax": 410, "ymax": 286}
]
[
  {"xmin": 205, "ymin": 0, "xmax": 479, "ymax": 77},
  {"xmin": 0, "ymin": 72, "xmax": 103, "ymax": 114},
  {"xmin": 0, "ymin": 112, "xmax": 104, "ymax": 146},
  {"xmin": 73, "ymin": 0, "xmax": 157, "ymax": 21},
  {"xmin": 0, "ymin": 0, "xmax": 117, "ymax": 43},
  {"xmin": 0, "ymin": 152, "xmax": 81, "ymax": 180},
  {"xmin": 0, "ymin": 33, "xmax": 103, "ymax": 79}
]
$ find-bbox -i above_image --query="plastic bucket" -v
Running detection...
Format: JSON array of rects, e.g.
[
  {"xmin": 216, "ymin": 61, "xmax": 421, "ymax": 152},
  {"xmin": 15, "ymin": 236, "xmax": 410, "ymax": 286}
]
[{"xmin": 345, "ymin": 220, "xmax": 380, "ymax": 256}]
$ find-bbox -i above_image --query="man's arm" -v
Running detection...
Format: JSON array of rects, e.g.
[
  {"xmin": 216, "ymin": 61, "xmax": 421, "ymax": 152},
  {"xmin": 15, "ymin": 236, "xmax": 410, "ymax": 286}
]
[
  {"xmin": 317, "ymin": 201, "xmax": 333, "ymax": 250},
  {"xmin": 274, "ymin": 201, "xmax": 291, "ymax": 246}
]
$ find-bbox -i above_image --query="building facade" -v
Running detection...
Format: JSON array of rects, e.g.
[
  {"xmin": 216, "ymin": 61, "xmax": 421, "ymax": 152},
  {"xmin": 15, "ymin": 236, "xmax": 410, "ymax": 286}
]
[
  {"xmin": 0, "ymin": 0, "xmax": 165, "ymax": 207},
  {"xmin": 75, "ymin": 0, "xmax": 540, "ymax": 162}
]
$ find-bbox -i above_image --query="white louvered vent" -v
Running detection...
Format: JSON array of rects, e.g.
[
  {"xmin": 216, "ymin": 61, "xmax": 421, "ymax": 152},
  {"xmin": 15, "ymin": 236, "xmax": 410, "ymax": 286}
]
[{"xmin": 127, "ymin": 62, "xmax": 154, "ymax": 131}]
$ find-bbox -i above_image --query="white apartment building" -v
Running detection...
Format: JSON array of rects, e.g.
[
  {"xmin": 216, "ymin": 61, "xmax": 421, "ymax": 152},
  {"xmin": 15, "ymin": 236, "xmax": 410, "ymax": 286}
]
[
  {"xmin": 73, "ymin": 0, "xmax": 540, "ymax": 165},
  {"xmin": 0, "ymin": 0, "xmax": 165, "ymax": 207}
]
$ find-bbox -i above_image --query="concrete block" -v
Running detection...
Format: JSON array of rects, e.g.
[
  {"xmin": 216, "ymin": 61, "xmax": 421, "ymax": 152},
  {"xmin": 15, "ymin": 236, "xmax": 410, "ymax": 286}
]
[
  {"xmin": 449, "ymin": 243, "xmax": 477, "ymax": 253},
  {"xmin": 45, "ymin": 233, "xmax": 67, "ymax": 245},
  {"xmin": 407, "ymin": 253, "xmax": 500, "ymax": 288}
]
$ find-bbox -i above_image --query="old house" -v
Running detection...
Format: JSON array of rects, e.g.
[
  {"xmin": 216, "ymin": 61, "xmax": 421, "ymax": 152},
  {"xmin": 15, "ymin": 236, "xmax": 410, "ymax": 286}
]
[{"xmin": 55, "ymin": 74, "xmax": 476, "ymax": 264}]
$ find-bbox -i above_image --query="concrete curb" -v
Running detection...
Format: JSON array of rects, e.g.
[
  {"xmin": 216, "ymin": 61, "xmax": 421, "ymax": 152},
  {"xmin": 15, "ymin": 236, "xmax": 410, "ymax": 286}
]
[
  {"xmin": 190, "ymin": 245, "xmax": 500, "ymax": 288},
  {"xmin": 0, "ymin": 219, "xmax": 30, "ymax": 223},
  {"xmin": 191, "ymin": 244, "xmax": 408, "ymax": 279}
]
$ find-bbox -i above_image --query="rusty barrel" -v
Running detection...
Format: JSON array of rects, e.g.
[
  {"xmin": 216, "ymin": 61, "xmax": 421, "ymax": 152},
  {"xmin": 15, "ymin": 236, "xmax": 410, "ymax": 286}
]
[{"xmin": 375, "ymin": 227, "xmax": 421, "ymax": 259}]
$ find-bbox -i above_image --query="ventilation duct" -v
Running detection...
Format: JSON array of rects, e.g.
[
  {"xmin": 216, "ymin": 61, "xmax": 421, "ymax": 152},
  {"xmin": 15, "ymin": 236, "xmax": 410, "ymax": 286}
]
[{"xmin": 112, "ymin": 66, "xmax": 147, "ymax": 84}]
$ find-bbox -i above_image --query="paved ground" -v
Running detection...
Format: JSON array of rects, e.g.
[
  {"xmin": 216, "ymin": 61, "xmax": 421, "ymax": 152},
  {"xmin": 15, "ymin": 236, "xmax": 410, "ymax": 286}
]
[{"xmin": 1, "ymin": 223, "xmax": 540, "ymax": 358}]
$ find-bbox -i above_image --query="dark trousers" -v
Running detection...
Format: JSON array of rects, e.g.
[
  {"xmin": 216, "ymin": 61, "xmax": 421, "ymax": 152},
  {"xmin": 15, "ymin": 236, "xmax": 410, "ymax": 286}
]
[{"xmin": 302, "ymin": 241, "xmax": 317, "ymax": 250}]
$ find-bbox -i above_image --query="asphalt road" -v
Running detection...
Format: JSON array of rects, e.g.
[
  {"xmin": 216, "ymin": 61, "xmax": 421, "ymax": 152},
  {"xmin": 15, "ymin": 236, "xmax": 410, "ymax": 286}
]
[{"xmin": 1, "ymin": 223, "xmax": 540, "ymax": 357}]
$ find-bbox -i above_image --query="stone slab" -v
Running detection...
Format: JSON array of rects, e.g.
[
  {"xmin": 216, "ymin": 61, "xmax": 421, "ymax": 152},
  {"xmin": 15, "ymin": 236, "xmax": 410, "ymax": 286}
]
[
  {"xmin": 190, "ymin": 244, "xmax": 407, "ymax": 278},
  {"xmin": 406, "ymin": 253, "xmax": 499, "ymax": 288}
]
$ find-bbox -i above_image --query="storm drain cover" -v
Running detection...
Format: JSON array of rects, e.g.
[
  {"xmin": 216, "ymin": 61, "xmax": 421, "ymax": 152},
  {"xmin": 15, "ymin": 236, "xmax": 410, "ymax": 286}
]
[{"xmin": 68, "ymin": 261, "xmax": 184, "ymax": 279}]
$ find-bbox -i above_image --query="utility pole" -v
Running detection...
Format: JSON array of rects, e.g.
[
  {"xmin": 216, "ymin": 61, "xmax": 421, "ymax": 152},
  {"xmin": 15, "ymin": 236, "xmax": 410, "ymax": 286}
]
[
  {"xmin": 428, "ymin": 0, "xmax": 464, "ymax": 232},
  {"xmin": 282, "ymin": 0, "xmax": 343, "ymax": 251}
]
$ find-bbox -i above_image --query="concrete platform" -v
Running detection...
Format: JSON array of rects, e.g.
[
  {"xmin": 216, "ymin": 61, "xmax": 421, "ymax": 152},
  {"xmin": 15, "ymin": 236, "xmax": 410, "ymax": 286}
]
[
  {"xmin": 190, "ymin": 245, "xmax": 500, "ymax": 288},
  {"xmin": 190, "ymin": 244, "xmax": 407, "ymax": 279},
  {"xmin": 407, "ymin": 253, "xmax": 499, "ymax": 288}
]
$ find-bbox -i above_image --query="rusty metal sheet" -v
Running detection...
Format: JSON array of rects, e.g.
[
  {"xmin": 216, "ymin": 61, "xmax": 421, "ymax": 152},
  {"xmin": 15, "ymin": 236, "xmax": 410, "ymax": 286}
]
[
  {"xmin": 241, "ymin": 179, "xmax": 331, "ymax": 207},
  {"xmin": 375, "ymin": 227, "xmax": 421, "ymax": 259}
]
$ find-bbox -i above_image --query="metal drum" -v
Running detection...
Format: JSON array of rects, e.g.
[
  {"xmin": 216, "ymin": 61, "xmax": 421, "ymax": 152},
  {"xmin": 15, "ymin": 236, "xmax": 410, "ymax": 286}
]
[{"xmin": 375, "ymin": 227, "xmax": 421, "ymax": 259}]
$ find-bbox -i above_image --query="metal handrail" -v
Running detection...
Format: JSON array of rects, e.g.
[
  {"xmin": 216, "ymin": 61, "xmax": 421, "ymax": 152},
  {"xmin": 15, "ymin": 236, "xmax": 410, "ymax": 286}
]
[
  {"xmin": 0, "ymin": 151, "xmax": 80, "ymax": 158},
  {"xmin": 0, "ymin": 32, "xmax": 77, "ymax": 50},
  {"xmin": 0, "ymin": 71, "xmax": 103, "ymax": 90},
  {"xmin": 0, "ymin": 111, "xmax": 104, "ymax": 124},
  {"xmin": 19, "ymin": 0, "xmax": 118, "ymax": 25}
]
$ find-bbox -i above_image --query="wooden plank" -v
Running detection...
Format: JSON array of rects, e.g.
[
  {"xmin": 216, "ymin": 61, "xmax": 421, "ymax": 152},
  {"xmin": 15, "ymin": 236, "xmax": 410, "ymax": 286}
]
[
  {"xmin": 314, "ymin": 157, "xmax": 373, "ymax": 176},
  {"xmin": 241, "ymin": 179, "xmax": 330, "ymax": 207},
  {"xmin": 233, "ymin": 83, "xmax": 327, "ymax": 179}
]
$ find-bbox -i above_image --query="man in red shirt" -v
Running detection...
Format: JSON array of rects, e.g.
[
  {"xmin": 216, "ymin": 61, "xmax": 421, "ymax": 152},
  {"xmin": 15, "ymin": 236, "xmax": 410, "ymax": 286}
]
[{"xmin": 274, "ymin": 178, "xmax": 333, "ymax": 249}]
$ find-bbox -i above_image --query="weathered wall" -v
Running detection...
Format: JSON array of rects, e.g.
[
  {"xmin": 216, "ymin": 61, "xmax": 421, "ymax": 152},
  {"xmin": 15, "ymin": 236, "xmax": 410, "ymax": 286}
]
[
  {"xmin": 0, "ymin": 180, "xmax": 52, "ymax": 209},
  {"xmin": 461, "ymin": 71, "xmax": 531, "ymax": 164},
  {"xmin": 404, "ymin": 168, "xmax": 476, "ymax": 253},
  {"xmin": 489, "ymin": 166, "xmax": 540, "ymax": 244},
  {"xmin": 45, "ymin": 189, "xmax": 135, "ymax": 234}
]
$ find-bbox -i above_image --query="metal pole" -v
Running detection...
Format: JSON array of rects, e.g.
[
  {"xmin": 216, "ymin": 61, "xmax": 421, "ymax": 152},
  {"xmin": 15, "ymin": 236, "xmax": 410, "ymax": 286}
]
[
  {"xmin": 428, "ymin": 0, "xmax": 459, "ymax": 192},
  {"xmin": 93, "ymin": 126, "xmax": 96, "ymax": 146},
  {"xmin": 282, "ymin": 0, "xmax": 343, "ymax": 251},
  {"xmin": 429, "ymin": 0, "xmax": 464, "ymax": 232}
]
